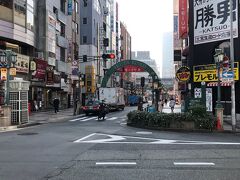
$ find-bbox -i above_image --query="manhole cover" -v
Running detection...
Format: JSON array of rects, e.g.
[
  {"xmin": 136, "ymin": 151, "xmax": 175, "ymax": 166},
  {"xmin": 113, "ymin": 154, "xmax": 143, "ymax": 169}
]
[{"xmin": 18, "ymin": 132, "xmax": 38, "ymax": 136}]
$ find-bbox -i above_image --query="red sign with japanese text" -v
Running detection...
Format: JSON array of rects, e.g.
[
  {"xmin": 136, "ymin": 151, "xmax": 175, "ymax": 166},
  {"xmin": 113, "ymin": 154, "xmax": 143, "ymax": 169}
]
[
  {"xmin": 179, "ymin": 0, "xmax": 188, "ymax": 38},
  {"xmin": 33, "ymin": 59, "xmax": 48, "ymax": 80},
  {"xmin": 117, "ymin": 65, "xmax": 144, "ymax": 72}
]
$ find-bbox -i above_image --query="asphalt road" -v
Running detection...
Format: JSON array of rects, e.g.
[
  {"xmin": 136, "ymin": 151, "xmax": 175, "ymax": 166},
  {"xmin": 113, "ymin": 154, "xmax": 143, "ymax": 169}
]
[{"xmin": 0, "ymin": 106, "xmax": 240, "ymax": 180}]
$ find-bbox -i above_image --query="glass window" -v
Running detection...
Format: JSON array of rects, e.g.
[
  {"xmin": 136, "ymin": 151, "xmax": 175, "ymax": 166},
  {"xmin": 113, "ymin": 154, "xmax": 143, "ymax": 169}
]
[
  {"xmin": 83, "ymin": 36, "xmax": 87, "ymax": 44},
  {"xmin": 60, "ymin": 0, "xmax": 65, "ymax": 13},
  {"xmin": 75, "ymin": 1, "xmax": 78, "ymax": 13},
  {"xmin": 0, "ymin": 0, "xmax": 13, "ymax": 22},
  {"xmin": 61, "ymin": 22, "xmax": 65, "ymax": 36},
  {"xmin": 14, "ymin": 0, "xmax": 26, "ymax": 27},
  {"xmin": 75, "ymin": 23, "xmax": 78, "ymax": 34},
  {"xmin": 27, "ymin": 0, "xmax": 34, "ymax": 31},
  {"xmin": 83, "ymin": 0, "xmax": 87, "ymax": 7},
  {"xmin": 83, "ymin": 17, "xmax": 87, "ymax": 24},
  {"xmin": 0, "ymin": 0, "xmax": 13, "ymax": 9},
  {"xmin": 60, "ymin": 47, "xmax": 65, "ymax": 62}
]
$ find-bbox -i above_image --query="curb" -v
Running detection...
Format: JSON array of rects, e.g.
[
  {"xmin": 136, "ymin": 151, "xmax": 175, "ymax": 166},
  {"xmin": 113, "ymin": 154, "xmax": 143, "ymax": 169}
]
[
  {"xmin": 17, "ymin": 122, "xmax": 42, "ymax": 128},
  {"xmin": 126, "ymin": 124, "xmax": 240, "ymax": 134}
]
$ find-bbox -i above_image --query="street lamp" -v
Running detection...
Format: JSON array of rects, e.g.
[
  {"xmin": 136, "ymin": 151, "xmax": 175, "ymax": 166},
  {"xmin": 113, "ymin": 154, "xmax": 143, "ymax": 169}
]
[
  {"xmin": 0, "ymin": 50, "xmax": 17, "ymax": 105},
  {"xmin": 148, "ymin": 75, "xmax": 154, "ymax": 103},
  {"xmin": 214, "ymin": 50, "xmax": 224, "ymax": 129}
]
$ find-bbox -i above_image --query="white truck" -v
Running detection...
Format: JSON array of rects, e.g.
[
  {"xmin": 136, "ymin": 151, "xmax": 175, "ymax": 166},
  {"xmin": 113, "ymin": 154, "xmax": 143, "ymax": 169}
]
[{"xmin": 99, "ymin": 87, "xmax": 125, "ymax": 110}]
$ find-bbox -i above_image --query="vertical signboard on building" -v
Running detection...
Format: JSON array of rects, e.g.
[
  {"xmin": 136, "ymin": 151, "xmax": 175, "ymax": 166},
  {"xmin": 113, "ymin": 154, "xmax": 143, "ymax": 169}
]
[
  {"xmin": 194, "ymin": 88, "xmax": 202, "ymax": 98},
  {"xmin": 194, "ymin": 0, "xmax": 238, "ymax": 44},
  {"xmin": 48, "ymin": 12, "xmax": 56, "ymax": 54},
  {"xmin": 1, "ymin": 68, "xmax": 7, "ymax": 80},
  {"xmin": 68, "ymin": 0, "xmax": 72, "ymax": 15},
  {"xmin": 179, "ymin": 0, "xmax": 188, "ymax": 38},
  {"xmin": 206, "ymin": 88, "xmax": 213, "ymax": 112}
]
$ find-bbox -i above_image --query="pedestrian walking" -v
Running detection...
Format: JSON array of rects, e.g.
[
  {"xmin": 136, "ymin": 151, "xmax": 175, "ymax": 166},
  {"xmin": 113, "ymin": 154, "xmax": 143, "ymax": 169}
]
[
  {"xmin": 165, "ymin": 99, "xmax": 168, "ymax": 105},
  {"xmin": 169, "ymin": 98, "xmax": 176, "ymax": 113},
  {"xmin": 53, "ymin": 97, "xmax": 60, "ymax": 113}
]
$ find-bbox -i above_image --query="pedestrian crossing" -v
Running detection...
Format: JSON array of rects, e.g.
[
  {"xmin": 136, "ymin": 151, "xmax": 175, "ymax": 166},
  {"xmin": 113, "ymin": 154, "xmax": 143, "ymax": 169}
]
[{"xmin": 69, "ymin": 116, "xmax": 124, "ymax": 122}]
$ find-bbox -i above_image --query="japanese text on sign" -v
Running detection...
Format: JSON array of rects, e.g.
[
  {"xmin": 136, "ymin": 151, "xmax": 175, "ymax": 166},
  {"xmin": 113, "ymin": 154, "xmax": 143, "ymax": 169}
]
[
  {"xmin": 194, "ymin": 0, "xmax": 238, "ymax": 44},
  {"xmin": 193, "ymin": 62, "xmax": 239, "ymax": 82}
]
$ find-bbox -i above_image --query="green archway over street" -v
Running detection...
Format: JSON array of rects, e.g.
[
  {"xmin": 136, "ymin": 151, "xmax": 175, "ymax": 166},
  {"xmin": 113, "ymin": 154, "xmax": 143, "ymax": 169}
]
[{"xmin": 101, "ymin": 59, "xmax": 159, "ymax": 87}]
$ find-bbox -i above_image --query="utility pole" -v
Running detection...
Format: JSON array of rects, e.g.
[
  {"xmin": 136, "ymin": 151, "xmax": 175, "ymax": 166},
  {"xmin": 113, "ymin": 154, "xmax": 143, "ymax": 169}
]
[{"xmin": 230, "ymin": 0, "xmax": 236, "ymax": 132}]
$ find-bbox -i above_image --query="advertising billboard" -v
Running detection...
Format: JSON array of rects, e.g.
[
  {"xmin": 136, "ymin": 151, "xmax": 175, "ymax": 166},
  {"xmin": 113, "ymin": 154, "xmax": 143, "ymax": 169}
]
[{"xmin": 194, "ymin": 0, "xmax": 238, "ymax": 44}]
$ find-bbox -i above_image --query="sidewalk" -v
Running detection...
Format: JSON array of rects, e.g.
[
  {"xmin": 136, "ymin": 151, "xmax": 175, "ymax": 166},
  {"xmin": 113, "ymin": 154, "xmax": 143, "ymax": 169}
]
[{"xmin": 28, "ymin": 108, "xmax": 83, "ymax": 125}]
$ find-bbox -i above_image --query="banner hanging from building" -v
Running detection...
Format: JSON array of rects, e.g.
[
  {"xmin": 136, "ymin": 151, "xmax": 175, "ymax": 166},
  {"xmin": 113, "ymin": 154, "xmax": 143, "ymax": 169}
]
[
  {"xmin": 179, "ymin": 0, "xmax": 188, "ymax": 38},
  {"xmin": 194, "ymin": 0, "xmax": 238, "ymax": 45}
]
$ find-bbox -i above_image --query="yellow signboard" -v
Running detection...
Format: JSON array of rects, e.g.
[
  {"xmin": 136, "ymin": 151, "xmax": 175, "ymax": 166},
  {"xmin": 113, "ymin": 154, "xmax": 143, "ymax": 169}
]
[
  {"xmin": 193, "ymin": 62, "xmax": 239, "ymax": 82},
  {"xmin": 1, "ymin": 68, "xmax": 7, "ymax": 80},
  {"xmin": 10, "ymin": 68, "xmax": 16, "ymax": 76}
]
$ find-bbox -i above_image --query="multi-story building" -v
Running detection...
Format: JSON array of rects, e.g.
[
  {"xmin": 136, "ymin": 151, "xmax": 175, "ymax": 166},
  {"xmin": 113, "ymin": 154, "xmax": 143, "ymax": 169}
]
[
  {"xmin": 120, "ymin": 21, "xmax": 131, "ymax": 86},
  {"xmin": 0, "ymin": 0, "xmax": 35, "ymax": 107},
  {"xmin": 131, "ymin": 51, "xmax": 160, "ymax": 92},
  {"xmin": 79, "ymin": 0, "xmax": 117, "ymax": 103},
  {"xmin": 34, "ymin": 0, "xmax": 80, "ymax": 110},
  {"xmin": 161, "ymin": 32, "xmax": 174, "ymax": 79},
  {"xmin": 188, "ymin": 0, "xmax": 240, "ymax": 116},
  {"xmin": 0, "ymin": 0, "xmax": 80, "ymax": 110}
]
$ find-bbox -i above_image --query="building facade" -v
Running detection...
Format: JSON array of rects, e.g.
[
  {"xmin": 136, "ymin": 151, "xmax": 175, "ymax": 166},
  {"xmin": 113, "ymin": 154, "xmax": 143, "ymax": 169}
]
[
  {"xmin": 0, "ymin": 0, "xmax": 36, "ymax": 106},
  {"xmin": 188, "ymin": 0, "xmax": 240, "ymax": 115},
  {"xmin": 0, "ymin": 0, "xmax": 81, "ymax": 110},
  {"xmin": 34, "ymin": 0, "xmax": 80, "ymax": 110},
  {"xmin": 79, "ymin": 0, "xmax": 118, "ymax": 103}
]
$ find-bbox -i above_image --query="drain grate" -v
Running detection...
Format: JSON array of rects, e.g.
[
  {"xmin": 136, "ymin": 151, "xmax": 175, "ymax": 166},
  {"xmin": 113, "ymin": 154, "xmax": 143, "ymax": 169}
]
[{"xmin": 18, "ymin": 132, "xmax": 38, "ymax": 136}]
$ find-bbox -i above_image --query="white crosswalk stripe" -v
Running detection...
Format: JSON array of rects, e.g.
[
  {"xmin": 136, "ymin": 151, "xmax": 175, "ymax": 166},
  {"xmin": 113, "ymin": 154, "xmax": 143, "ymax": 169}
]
[
  {"xmin": 70, "ymin": 116, "xmax": 119, "ymax": 122},
  {"xmin": 70, "ymin": 117, "xmax": 88, "ymax": 122},
  {"xmin": 107, "ymin": 117, "xmax": 118, "ymax": 121},
  {"xmin": 81, "ymin": 117, "xmax": 97, "ymax": 121}
]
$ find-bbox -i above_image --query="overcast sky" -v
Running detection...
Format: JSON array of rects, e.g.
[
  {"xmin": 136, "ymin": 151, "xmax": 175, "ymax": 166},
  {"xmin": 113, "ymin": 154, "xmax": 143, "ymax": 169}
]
[{"xmin": 116, "ymin": 0, "xmax": 173, "ymax": 71}]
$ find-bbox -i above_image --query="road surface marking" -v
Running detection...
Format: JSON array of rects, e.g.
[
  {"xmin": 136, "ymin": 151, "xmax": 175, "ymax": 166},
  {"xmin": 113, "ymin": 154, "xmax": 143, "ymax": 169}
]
[
  {"xmin": 81, "ymin": 117, "xmax": 97, "ymax": 121},
  {"xmin": 74, "ymin": 134, "xmax": 125, "ymax": 143},
  {"xmin": 70, "ymin": 117, "xmax": 88, "ymax": 122},
  {"xmin": 96, "ymin": 162, "xmax": 136, "ymax": 166},
  {"xmin": 74, "ymin": 133, "xmax": 240, "ymax": 145},
  {"xmin": 136, "ymin": 131, "xmax": 152, "ymax": 135},
  {"xmin": 74, "ymin": 133, "xmax": 96, "ymax": 143},
  {"xmin": 107, "ymin": 117, "xmax": 118, "ymax": 121},
  {"xmin": 174, "ymin": 162, "xmax": 215, "ymax": 166}
]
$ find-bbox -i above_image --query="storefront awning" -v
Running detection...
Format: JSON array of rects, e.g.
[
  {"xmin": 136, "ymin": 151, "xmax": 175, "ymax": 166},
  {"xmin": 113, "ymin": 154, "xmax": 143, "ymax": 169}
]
[{"xmin": 207, "ymin": 82, "xmax": 232, "ymax": 87}]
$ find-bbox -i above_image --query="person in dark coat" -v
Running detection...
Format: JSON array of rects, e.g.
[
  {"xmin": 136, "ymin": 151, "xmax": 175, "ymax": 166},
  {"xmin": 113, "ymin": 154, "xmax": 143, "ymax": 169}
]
[
  {"xmin": 53, "ymin": 98, "xmax": 60, "ymax": 113},
  {"xmin": 98, "ymin": 100, "xmax": 106, "ymax": 120}
]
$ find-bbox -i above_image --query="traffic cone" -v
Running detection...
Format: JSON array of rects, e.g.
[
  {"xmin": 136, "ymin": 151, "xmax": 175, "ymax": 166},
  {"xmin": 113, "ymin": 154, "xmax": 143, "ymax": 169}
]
[{"xmin": 216, "ymin": 117, "xmax": 223, "ymax": 130}]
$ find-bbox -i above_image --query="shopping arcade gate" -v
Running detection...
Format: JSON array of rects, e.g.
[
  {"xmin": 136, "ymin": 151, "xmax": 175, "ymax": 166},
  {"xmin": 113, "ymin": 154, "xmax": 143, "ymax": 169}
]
[{"xmin": 101, "ymin": 59, "xmax": 160, "ymax": 87}]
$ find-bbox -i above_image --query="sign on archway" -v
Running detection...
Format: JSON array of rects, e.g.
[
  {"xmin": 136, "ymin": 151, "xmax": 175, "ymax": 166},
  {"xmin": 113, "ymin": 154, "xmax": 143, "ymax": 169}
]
[{"xmin": 101, "ymin": 59, "xmax": 159, "ymax": 87}]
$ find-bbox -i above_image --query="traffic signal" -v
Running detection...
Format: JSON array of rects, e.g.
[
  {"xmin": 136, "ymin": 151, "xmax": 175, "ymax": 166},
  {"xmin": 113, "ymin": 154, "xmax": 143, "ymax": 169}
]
[
  {"xmin": 103, "ymin": 38, "xmax": 109, "ymax": 47},
  {"xmin": 102, "ymin": 53, "xmax": 115, "ymax": 60},
  {"xmin": 83, "ymin": 55, "xmax": 87, "ymax": 62},
  {"xmin": 141, "ymin": 77, "xmax": 145, "ymax": 87}
]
